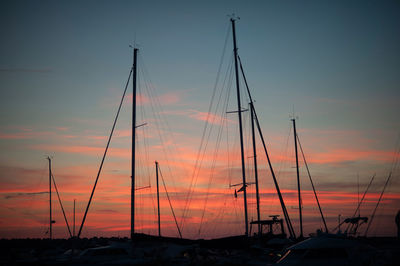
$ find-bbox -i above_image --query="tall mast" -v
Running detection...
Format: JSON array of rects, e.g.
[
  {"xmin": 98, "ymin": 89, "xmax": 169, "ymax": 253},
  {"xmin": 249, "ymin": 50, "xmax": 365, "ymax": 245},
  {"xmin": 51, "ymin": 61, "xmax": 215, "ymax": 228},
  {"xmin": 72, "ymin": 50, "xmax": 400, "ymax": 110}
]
[
  {"xmin": 77, "ymin": 51, "xmax": 133, "ymax": 238},
  {"xmin": 73, "ymin": 199, "xmax": 76, "ymax": 237},
  {"xmin": 155, "ymin": 161, "xmax": 161, "ymax": 237},
  {"xmin": 131, "ymin": 48, "xmax": 138, "ymax": 239},
  {"xmin": 47, "ymin": 156, "xmax": 52, "ymax": 240},
  {"xmin": 238, "ymin": 56, "xmax": 296, "ymax": 239},
  {"xmin": 292, "ymin": 118, "xmax": 303, "ymax": 238},
  {"xmin": 250, "ymin": 103, "xmax": 261, "ymax": 235},
  {"xmin": 231, "ymin": 18, "xmax": 249, "ymax": 236}
]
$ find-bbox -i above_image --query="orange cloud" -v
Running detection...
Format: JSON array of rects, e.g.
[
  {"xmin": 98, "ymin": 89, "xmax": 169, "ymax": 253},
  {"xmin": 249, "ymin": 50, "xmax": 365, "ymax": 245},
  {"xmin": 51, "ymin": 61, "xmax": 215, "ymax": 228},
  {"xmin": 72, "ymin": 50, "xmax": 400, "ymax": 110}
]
[{"xmin": 306, "ymin": 149, "xmax": 397, "ymax": 164}]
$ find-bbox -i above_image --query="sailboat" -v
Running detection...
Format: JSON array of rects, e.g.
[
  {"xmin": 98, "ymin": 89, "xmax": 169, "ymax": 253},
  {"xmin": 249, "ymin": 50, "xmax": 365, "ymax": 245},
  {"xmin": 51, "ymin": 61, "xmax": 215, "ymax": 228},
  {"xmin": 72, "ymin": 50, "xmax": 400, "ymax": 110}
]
[
  {"xmin": 46, "ymin": 156, "xmax": 72, "ymax": 239},
  {"xmin": 75, "ymin": 46, "xmax": 185, "ymax": 241},
  {"xmin": 75, "ymin": 17, "xmax": 320, "ymax": 243},
  {"xmin": 226, "ymin": 16, "xmax": 296, "ymax": 240},
  {"xmin": 226, "ymin": 17, "xmax": 336, "ymax": 243},
  {"xmin": 76, "ymin": 47, "xmax": 138, "ymax": 238}
]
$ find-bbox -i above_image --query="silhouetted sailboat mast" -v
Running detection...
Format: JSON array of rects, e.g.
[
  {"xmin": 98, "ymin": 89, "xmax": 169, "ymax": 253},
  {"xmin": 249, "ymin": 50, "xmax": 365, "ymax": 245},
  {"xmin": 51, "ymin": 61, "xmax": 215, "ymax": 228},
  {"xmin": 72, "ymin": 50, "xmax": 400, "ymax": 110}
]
[
  {"xmin": 77, "ymin": 52, "xmax": 133, "ymax": 238},
  {"xmin": 73, "ymin": 199, "xmax": 76, "ymax": 237},
  {"xmin": 296, "ymin": 129, "xmax": 328, "ymax": 233},
  {"xmin": 131, "ymin": 47, "xmax": 138, "ymax": 238},
  {"xmin": 75, "ymin": 44, "xmax": 185, "ymax": 239},
  {"xmin": 155, "ymin": 161, "xmax": 161, "ymax": 237},
  {"xmin": 292, "ymin": 117, "xmax": 303, "ymax": 238},
  {"xmin": 230, "ymin": 17, "xmax": 297, "ymax": 239},
  {"xmin": 237, "ymin": 51, "xmax": 297, "ymax": 238},
  {"xmin": 250, "ymin": 101, "xmax": 261, "ymax": 235},
  {"xmin": 46, "ymin": 157, "xmax": 72, "ymax": 238},
  {"xmin": 47, "ymin": 156, "xmax": 52, "ymax": 240},
  {"xmin": 231, "ymin": 17, "xmax": 249, "ymax": 237}
]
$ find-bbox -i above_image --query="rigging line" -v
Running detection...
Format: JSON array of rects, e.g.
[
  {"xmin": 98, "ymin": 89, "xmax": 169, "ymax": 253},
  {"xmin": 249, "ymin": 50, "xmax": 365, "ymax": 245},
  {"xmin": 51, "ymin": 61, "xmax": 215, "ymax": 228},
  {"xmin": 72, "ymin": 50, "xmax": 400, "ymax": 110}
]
[
  {"xmin": 209, "ymin": 197, "xmax": 229, "ymax": 237},
  {"xmin": 197, "ymin": 53, "xmax": 234, "ymax": 231},
  {"xmin": 277, "ymin": 124, "xmax": 292, "ymax": 176},
  {"xmin": 198, "ymin": 56, "xmax": 235, "ymax": 235},
  {"xmin": 237, "ymin": 55, "xmax": 254, "ymax": 104},
  {"xmin": 183, "ymin": 63, "xmax": 230, "ymax": 226},
  {"xmin": 139, "ymin": 89, "xmax": 182, "ymax": 236},
  {"xmin": 197, "ymin": 128, "xmax": 223, "ymax": 236},
  {"xmin": 180, "ymin": 23, "xmax": 231, "ymax": 226},
  {"xmin": 390, "ymin": 133, "xmax": 400, "ymax": 173},
  {"xmin": 238, "ymin": 55, "xmax": 296, "ymax": 239},
  {"xmin": 202, "ymin": 66, "xmax": 235, "ymax": 237},
  {"xmin": 197, "ymin": 131, "xmax": 223, "ymax": 235},
  {"xmin": 181, "ymin": 51, "xmax": 234, "ymax": 232},
  {"xmin": 209, "ymin": 194, "xmax": 230, "ymax": 238},
  {"xmin": 365, "ymin": 136, "xmax": 400, "ymax": 232},
  {"xmin": 11, "ymin": 162, "xmax": 47, "ymax": 232},
  {"xmin": 26, "ymin": 161, "xmax": 47, "ymax": 228},
  {"xmin": 357, "ymin": 173, "xmax": 360, "ymax": 218},
  {"xmin": 141, "ymin": 57, "xmax": 190, "ymax": 200},
  {"xmin": 141, "ymin": 128, "xmax": 157, "ymax": 225},
  {"xmin": 267, "ymin": 123, "xmax": 291, "ymax": 215},
  {"xmin": 139, "ymin": 57, "xmax": 181, "ymax": 204},
  {"xmin": 159, "ymin": 165, "xmax": 182, "ymax": 239},
  {"xmin": 78, "ymin": 68, "xmax": 132, "ymax": 238},
  {"xmin": 226, "ymin": 83, "xmax": 233, "ymax": 187},
  {"xmin": 350, "ymin": 174, "xmax": 376, "ymax": 219},
  {"xmin": 296, "ymin": 134, "xmax": 328, "ymax": 233},
  {"xmin": 137, "ymin": 66, "xmax": 152, "ymax": 191},
  {"xmin": 51, "ymin": 173, "xmax": 72, "ymax": 238},
  {"xmin": 245, "ymin": 104, "xmax": 252, "ymax": 180},
  {"xmin": 140, "ymin": 70, "xmax": 183, "ymax": 235},
  {"xmin": 364, "ymin": 171, "xmax": 393, "ymax": 236},
  {"xmin": 363, "ymin": 136, "xmax": 400, "ymax": 236},
  {"xmin": 198, "ymin": 75, "xmax": 232, "ymax": 236},
  {"xmin": 137, "ymin": 70, "xmax": 161, "ymax": 233},
  {"xmin": 137, "ymin": 61, "xmax": 165, "ymax": 231},
  {"xmin": 181, "ymin": 24, "xmax": 230, "ymax": 216},
  {"xmin": 139, "ymin": 58, "xmax": 178, "ymax": 174},
  {"xmin": 138, "ymin": 68, "xmax": 158, "ymax": 225},
  {"xmin": 138, "ymin": 61, "xmax": 180, "ymax": 217}
]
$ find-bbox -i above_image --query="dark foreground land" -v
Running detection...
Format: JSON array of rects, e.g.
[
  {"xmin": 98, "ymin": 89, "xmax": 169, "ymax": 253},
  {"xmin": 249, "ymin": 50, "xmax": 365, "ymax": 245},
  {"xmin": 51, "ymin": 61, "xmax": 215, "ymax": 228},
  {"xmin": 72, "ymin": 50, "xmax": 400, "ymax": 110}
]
[{"xmin": 0, "ymin": 234, "xmax": 399, "ymax": 265}]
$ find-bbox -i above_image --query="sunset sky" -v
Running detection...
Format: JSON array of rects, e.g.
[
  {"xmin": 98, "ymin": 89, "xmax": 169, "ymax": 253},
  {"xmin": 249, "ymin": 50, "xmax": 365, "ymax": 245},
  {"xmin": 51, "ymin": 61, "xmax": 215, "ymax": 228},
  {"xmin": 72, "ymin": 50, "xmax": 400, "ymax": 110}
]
[{"xmin": 1, "ymin": 0, "xmax": 399, "ymax": 239}]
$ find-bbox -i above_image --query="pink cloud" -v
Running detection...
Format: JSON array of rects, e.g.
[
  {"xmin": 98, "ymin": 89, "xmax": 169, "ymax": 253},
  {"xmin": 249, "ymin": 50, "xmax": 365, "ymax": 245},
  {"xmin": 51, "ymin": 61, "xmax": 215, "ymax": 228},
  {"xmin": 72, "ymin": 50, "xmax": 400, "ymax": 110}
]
[
  {"xmin": 55, "ymin": 127, "xmax": 69, "ymax": 131},
  {"xmin": 306, "ymin": 148, "xmax": 397, "ymax": 164},
  {"xmin": 188, "ymin": 110, "xmax": 235, "ymax": 125},
  {"xmin": 157, "ymin": 91, "xmax": 181, "ymax": 105},
  {"xmin": 161, "ymin": 109, "xmax": 234, "ymax": 126}
]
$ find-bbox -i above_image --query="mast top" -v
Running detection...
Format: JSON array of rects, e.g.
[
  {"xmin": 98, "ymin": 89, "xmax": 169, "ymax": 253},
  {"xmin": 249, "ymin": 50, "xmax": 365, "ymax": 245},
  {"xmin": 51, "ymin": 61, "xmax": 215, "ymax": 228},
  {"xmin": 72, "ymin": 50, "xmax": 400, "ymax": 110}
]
[
  {"xmin": 129, "ymin": 43, "xmax": 140, "ymax": 49},
  {"xmin": 228, "ymin": 13, "xmax": 240, "ymax": 21},
  {"xmin": 290, "ymin": 106, "xmax": 298, "ymax": 121}
]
